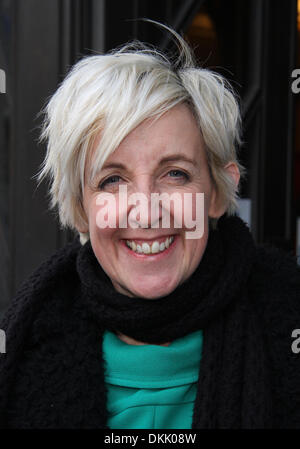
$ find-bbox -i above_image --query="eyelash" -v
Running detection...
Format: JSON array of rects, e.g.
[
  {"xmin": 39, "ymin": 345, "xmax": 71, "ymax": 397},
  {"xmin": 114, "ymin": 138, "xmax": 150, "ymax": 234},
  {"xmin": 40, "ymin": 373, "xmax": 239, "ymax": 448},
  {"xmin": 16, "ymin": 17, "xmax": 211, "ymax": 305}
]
[
  {"xmin": 99, "ymin": 175, "xmax": 121, "ymax": 189},
  {"xmin": 168, "ymin": 170, "xmax": 190, "ymax": 180},
  {"xmin": 98, "ymin": 170, "xmax": 190, "ymax": 189}
]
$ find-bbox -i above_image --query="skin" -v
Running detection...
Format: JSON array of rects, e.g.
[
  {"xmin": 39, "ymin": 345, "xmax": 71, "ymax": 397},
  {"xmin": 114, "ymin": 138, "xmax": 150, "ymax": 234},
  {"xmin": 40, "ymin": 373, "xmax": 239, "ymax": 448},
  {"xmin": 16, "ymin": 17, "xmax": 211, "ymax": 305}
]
[{"xmin": 77, "ymin": 103, "xmax": 240, "ymax": 345}]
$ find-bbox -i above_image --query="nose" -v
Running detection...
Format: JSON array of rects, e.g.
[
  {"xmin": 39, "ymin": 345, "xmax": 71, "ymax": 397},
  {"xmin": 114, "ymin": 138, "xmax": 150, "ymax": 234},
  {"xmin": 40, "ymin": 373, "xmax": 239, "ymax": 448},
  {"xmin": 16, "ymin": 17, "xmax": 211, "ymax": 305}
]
[{"xmin": 127, "ymin": 176, "xmax": 162, "ymax": 229}]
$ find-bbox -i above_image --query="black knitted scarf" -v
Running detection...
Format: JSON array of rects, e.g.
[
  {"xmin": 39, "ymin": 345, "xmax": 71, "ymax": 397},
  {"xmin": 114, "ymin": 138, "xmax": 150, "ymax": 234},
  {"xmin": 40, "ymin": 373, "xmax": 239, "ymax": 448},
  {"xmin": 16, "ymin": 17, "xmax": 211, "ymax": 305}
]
[{"xmin": 0, "ymin": 215, "xmax": 273, "ymax": 428}]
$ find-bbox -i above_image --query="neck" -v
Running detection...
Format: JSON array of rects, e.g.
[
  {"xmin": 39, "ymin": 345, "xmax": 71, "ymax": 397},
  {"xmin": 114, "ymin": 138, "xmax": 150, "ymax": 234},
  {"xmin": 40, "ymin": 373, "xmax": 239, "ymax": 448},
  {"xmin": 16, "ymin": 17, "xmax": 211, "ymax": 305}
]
[{"xmin": 116, "ymin": 332, "xmax": 171, "ymax": 346}]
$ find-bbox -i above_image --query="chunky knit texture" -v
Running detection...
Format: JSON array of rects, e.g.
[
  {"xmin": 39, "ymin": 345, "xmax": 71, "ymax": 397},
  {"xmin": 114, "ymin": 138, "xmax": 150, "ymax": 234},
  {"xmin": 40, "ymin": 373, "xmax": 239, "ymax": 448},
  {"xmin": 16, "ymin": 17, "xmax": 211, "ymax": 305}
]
[{"xmin": 0, "ymin": 215, "xmax": 300, "ymax": 428}]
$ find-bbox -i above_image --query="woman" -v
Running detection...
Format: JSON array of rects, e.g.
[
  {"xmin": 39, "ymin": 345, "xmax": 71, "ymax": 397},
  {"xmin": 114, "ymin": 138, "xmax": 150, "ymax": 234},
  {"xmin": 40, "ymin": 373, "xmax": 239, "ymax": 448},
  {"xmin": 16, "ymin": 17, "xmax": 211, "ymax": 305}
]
[{"xmin": 0, "ymin": 23, "xmax": 300, "ymax": 429}]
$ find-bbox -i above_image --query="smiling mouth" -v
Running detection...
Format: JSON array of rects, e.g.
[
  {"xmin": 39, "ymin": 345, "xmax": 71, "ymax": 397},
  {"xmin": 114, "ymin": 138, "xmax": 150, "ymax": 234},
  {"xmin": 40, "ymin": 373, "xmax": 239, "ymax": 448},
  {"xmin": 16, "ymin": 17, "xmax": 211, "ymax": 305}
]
[{"xmin": 125, "ymin": 235, "xmax": 175, "ymax": 255}]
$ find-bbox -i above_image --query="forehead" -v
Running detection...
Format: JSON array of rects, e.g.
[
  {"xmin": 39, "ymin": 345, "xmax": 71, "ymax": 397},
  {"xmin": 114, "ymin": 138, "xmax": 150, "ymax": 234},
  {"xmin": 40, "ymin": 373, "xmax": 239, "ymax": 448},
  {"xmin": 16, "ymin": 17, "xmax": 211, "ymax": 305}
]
[
  {"xmin": 86, "ymin": 103, "xmax": 207, "ymax": 184},
  {"xmin": 102, "ymin": 104, "xmax": 204, "ymax": 166}
]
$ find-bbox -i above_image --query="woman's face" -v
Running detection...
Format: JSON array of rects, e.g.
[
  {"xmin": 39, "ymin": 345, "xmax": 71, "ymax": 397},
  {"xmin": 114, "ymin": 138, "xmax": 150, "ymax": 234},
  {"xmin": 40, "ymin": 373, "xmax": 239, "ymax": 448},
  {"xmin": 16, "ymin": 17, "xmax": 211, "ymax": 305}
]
[{"xmin": 80, "ymin": 103, "xmax": 231, "ymax": 298}]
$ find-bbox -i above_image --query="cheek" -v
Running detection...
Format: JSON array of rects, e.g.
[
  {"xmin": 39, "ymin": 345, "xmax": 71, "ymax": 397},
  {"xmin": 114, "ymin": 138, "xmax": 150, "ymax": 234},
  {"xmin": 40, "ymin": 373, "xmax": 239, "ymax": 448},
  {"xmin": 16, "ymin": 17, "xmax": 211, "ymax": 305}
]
[
  {"xmin": 87, "ymin": 193, "xmax": 121, "ymax": 231},
  {"xmin": 180, "ymin": 229, "xmax": 209, "ymax": 284},
  {"xmin": 86, "ymin": 195, "xmax": 118, "ymax": 247},
  {"xmin": 169, "ymin": 191, "xmax": 210, "ymax": 236},
  {"xmin": 89, "ymin": 218, "xmax": 118, "ymax": 276}
]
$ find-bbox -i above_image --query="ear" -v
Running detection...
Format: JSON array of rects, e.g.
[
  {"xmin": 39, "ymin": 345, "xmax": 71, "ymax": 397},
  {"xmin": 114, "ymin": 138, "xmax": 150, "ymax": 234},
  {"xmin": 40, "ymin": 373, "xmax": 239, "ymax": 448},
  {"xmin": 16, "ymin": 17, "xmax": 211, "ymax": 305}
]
[
  {"xmin": 208, "ymin": 162, "xmax": 240, "ymax": 218},
  {"xmin": 224, "ymin": 161, "xmax": 240, "ymax": 188}
]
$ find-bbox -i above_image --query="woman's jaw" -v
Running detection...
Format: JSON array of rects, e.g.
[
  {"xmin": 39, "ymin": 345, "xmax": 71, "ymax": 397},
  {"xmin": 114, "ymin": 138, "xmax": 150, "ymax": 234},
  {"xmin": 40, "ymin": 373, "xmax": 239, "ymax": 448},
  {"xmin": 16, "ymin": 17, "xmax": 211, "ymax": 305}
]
[{"xmin": 92, "ymin": 227, "xmax": 209, "ymax": 300}]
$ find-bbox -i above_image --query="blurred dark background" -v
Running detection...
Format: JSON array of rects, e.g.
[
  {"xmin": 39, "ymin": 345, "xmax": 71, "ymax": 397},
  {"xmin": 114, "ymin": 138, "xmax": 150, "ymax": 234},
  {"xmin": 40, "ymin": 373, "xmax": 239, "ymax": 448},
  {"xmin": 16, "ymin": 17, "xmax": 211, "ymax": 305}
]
[{"xmin": 0, "ymin": 0, "xmax": 299, "ymax": 317}]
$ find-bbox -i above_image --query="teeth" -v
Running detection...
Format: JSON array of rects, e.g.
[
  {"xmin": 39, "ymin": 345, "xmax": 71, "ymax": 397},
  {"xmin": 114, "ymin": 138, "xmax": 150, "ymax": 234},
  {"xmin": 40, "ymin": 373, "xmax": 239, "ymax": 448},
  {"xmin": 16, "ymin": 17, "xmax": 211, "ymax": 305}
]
[
  {"xmin": 142, "ymin": 243, "xmax": 150, "ymax": 254},
  {"xmin": 151, "ymin": 241, "xmax": 160, "ymax": 254},
  {"xmin": 126, "ymin": 236, "xmax": 174, "ymax": 255}
]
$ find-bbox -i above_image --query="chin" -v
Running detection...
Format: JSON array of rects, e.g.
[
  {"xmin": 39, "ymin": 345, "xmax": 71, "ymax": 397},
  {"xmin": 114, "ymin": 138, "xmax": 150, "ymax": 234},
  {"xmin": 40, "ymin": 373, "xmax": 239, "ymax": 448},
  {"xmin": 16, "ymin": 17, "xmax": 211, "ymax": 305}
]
[{"xmin": 124, "ymin": 275, "xmax": 181, "ymax": 299}]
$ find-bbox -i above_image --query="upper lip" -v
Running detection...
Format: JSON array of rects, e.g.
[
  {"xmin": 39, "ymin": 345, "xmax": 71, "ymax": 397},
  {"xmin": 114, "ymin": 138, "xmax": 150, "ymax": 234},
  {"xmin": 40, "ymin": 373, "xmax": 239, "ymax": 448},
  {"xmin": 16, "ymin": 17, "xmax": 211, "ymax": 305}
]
[{"xmin": 122, "ymin": 234, "xmax": 176, "ymax": 241}]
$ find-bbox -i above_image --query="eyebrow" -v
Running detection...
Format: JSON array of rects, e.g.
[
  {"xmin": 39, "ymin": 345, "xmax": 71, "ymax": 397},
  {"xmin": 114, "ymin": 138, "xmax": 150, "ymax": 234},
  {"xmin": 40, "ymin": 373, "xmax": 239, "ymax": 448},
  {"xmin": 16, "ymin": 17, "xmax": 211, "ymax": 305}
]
[
  {"xmin": 100, "ymin": 154, "xmax": 197, "ymax": 171},
  {"xmin": 100, "ymin": 162, "xmax": 127, "ymax": 171},
  {"xmin": 159, "ymin": 154, "xmax": 197, "ymax": 165}
]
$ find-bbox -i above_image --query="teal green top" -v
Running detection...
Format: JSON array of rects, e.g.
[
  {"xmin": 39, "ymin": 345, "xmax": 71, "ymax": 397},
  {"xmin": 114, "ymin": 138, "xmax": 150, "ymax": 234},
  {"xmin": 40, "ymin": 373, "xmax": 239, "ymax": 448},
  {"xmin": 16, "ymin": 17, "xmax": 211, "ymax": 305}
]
[{"xmin": 103, "ymin": 329, "xmax": 203, "ymax": 429}]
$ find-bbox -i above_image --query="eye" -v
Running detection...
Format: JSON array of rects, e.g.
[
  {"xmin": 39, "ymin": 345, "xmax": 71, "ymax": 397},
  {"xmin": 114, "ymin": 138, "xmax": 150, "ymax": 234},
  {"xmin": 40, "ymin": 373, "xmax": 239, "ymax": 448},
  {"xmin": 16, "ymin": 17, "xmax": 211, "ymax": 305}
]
[
  {"xmin": 168, "ymin": 170, "xmax": 190, "ymax": 180},
  {"xmin": 98, "ymin": 175, "xmax": 121, "ymax": 189}
]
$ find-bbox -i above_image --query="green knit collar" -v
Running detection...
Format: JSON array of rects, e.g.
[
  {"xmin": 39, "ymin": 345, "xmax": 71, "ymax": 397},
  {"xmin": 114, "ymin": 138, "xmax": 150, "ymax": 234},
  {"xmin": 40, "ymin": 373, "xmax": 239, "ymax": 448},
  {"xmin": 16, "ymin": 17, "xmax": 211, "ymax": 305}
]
[{"xmin": 103, "ymin": 330, "xmax": 202, "ymax": 389}]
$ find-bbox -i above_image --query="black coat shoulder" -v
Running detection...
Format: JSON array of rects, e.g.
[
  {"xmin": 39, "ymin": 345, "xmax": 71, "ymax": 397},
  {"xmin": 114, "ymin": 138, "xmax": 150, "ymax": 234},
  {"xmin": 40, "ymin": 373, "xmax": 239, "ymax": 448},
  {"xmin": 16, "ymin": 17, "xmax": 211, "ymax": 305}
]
[
  {"xmin": 249, "ymin": 244, "xmax": 300, "ymax": 325},
  {"xmin": 0, "ymin": 238, "xmax": 84, "ymax": 428},
  {"xmin": 0, "ymin": 238, "xmax": 82, "ymax": 333},
  {"xmin": 0, "ymin": 238, "xmax": 82, "ymax": 387},
  {"xmin": 249, "ymin": 245, "xmax": 300, "ymax": 428}
]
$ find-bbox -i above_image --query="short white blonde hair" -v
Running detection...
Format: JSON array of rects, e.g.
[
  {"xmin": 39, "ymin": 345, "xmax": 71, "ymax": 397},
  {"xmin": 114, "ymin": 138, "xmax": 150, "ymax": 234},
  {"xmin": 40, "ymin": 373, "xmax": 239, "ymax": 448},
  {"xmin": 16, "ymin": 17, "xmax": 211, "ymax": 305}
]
[{"xmin": 37, "ymin": 22, "xmax": 244, "ymax": 243}]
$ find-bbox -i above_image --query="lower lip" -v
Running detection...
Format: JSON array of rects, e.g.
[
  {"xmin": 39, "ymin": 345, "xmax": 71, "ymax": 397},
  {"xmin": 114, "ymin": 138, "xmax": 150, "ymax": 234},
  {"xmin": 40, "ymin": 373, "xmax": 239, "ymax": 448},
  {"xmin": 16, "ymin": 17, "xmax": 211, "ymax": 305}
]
[{"xmin": 121, "ymin": 235, "xmax": 178, "ymax": 261}]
